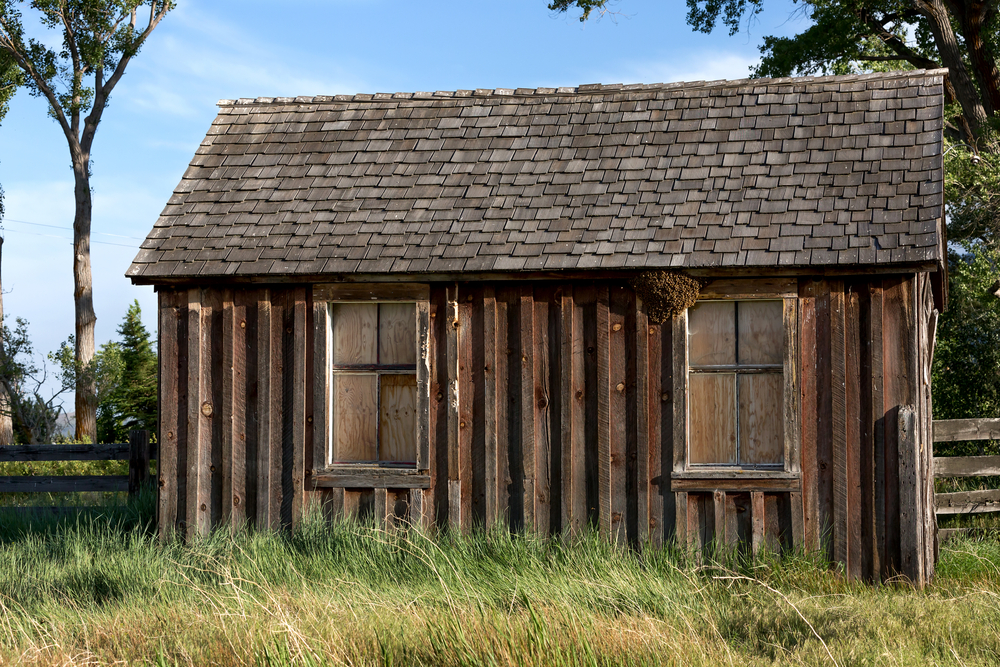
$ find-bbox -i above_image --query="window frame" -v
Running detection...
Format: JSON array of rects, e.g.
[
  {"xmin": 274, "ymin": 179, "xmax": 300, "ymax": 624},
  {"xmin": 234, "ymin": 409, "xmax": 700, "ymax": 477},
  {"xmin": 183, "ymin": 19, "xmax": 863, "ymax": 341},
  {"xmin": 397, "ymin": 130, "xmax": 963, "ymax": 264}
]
[
  {"xmin": 312, "ymin": 283, "xmax": 431, "ymax": 485},
  {"xmin": 671, "ymin": 279, "xmax": 801, "ymax": 489}
]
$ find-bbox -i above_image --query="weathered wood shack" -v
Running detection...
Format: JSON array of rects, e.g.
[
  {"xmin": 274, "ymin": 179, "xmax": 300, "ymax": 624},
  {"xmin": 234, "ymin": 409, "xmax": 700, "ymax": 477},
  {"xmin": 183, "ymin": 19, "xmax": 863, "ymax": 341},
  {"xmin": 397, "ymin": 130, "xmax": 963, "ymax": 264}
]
[{"xmin": 129, "ymin": 69, "xmax": 946, "ymax": 584}]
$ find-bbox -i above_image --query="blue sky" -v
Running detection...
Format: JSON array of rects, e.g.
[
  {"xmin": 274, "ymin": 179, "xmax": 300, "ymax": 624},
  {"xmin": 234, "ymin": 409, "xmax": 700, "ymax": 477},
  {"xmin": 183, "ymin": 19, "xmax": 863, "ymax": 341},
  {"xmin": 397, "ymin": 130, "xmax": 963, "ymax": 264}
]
[{"xmin": 0, "ymin": 0, "xmax": 806, "ymax": 393}]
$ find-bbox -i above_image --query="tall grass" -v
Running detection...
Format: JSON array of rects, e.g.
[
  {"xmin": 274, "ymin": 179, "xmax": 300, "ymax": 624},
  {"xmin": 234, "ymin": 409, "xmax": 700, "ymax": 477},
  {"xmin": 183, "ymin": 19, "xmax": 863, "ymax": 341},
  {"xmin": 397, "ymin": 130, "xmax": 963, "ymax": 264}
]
[{"xmin": 0, "ymin": 494, "xmax": 998, "ymax": 666}]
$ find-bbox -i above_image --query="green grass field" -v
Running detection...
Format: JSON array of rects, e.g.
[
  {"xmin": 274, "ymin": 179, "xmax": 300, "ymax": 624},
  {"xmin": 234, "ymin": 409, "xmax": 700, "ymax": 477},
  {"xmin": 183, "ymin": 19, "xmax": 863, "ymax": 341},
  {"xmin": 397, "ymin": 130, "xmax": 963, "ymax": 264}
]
[{"xmin": 0, "ymin": 491, "xmax": 997, "ymax": 666}]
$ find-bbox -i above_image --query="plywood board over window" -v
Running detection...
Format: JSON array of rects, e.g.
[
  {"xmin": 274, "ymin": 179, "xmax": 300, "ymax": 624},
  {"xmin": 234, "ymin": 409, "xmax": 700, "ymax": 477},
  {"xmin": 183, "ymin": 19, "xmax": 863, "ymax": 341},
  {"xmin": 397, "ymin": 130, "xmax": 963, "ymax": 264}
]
[
  {"xmin": 683, "ymin": 293, "xmax": 798, "ymax": 477},
  {"xmin": 314, "ymin": 283, "xmax": 431, "ymax": 478}
]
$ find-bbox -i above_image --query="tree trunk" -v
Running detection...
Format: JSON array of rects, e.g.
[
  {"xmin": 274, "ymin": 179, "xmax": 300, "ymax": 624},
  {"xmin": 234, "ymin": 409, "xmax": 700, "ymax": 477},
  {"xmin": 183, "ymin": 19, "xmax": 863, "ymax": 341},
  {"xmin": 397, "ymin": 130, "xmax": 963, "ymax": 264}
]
[
  {"xmin": 72, "ymin": 158, "xmax": 97, "ymax": 443},
  {"xmin": 916, "ymin": 0, "xmax": 990, "ymax": 140},
  {"xmin": 0, "ymin": 235, "xmax": 12, "ymax": 446}
]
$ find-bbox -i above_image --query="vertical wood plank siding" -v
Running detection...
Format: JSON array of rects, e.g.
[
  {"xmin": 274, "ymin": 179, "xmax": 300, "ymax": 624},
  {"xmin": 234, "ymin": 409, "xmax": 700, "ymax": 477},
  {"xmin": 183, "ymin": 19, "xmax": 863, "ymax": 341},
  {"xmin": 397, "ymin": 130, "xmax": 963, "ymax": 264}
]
[{"xmin": 156, "ymin": 277, "xmax": 934, "ymax": 580}]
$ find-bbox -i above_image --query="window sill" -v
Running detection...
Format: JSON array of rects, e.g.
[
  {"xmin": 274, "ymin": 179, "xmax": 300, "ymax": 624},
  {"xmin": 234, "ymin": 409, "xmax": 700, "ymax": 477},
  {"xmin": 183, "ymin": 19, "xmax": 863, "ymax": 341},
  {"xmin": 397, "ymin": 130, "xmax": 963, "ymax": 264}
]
[
  {"xmin": 670, "ymin": 470, "xmax": 799, "ymax": 492},
  {"xmin": 312, "ymin": 466, "xmax": 430, "ymax": 489}
]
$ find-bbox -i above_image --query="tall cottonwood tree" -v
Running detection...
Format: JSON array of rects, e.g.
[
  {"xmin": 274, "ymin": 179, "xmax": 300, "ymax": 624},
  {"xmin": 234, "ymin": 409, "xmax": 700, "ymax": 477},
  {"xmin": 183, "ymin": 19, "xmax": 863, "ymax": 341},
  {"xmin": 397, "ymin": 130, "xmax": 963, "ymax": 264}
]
[{"xmin": 0, "ymin": 0, "xmax": 173, "ymax": 441}]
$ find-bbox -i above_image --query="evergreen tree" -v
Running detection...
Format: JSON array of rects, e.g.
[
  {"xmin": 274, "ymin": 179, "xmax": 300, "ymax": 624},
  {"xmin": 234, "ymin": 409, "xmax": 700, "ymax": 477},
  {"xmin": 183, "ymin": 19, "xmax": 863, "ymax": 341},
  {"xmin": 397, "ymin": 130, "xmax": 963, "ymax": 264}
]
[{"xmin": 97, "ymin": 300, "xmax": 156, "ymax": 443}]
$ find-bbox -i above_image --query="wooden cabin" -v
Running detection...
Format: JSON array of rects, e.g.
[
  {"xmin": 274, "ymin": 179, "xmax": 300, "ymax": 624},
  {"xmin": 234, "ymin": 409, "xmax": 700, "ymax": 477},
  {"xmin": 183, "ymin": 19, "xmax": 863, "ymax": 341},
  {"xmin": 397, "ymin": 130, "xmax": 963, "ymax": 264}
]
[{"xmin": 128, "ymin": 69, "xmax": 946, "ymax": 584}]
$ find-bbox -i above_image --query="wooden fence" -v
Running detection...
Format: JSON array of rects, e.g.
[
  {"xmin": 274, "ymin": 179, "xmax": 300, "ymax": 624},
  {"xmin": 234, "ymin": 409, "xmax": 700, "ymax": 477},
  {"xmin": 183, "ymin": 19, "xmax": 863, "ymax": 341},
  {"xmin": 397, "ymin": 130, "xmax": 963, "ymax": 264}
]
[
  {"xmin": 0, "ymin": 430, "xmax": 156, "ymax": 514},
  {"xmin": 932, "ymin": 418, "xmax": 1000, "ymax": 541}
]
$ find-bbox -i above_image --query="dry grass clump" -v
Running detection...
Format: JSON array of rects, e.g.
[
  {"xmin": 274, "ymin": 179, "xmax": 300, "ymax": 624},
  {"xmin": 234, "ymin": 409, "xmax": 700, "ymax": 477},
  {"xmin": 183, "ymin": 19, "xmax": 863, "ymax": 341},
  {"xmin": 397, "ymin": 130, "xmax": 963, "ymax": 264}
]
[{"xmin": 630, "ymin": 271, "xmax": 705, "ymax": 324}]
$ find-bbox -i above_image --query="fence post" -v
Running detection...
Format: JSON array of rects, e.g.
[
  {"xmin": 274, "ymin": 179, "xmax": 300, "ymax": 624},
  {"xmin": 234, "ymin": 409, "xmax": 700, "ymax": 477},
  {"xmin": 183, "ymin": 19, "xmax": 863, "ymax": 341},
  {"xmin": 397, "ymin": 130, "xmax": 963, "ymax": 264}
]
[{"xmin": 128, "ymin": 430, "xmax": 151, "ymax": 496}]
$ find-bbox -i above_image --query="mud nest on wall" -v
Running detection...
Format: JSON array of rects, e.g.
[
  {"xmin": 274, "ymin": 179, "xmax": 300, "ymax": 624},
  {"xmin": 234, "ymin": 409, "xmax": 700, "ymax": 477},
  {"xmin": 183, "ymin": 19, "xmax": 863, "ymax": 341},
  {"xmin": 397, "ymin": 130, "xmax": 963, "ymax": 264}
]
[{"xmin": 630, "ymin": 271, "xmax": 706, "ymax": 324}]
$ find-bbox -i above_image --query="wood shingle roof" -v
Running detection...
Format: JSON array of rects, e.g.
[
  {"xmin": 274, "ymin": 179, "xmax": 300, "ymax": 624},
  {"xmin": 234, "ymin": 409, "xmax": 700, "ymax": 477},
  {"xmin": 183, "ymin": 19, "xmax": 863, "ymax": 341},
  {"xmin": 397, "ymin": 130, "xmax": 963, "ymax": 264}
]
[{"xmin": 127, "ymin": 69, "xmax": 946, "ymax": 283}]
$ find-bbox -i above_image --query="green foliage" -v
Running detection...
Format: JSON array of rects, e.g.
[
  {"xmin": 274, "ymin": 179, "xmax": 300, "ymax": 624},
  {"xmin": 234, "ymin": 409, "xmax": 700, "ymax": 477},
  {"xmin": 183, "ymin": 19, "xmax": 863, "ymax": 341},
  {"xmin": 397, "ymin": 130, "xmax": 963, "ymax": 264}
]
[
  {"xmin": 53, "ymin": 300, "xmax": 156, "ymax": 443},
  {"xmin": 931, "ymin": 244, "xmax": 1000, "ymax": 427},
  {"xmin": 0, "ymin": 0, "xmax": 173, "ymax": 122},
  {"xmin": 99, "ymin": 299, "xmax": 156, "ymax": 443},
  {"xmin": 0, "ymin": 316, "xmax": 66, "ymax": 443}
]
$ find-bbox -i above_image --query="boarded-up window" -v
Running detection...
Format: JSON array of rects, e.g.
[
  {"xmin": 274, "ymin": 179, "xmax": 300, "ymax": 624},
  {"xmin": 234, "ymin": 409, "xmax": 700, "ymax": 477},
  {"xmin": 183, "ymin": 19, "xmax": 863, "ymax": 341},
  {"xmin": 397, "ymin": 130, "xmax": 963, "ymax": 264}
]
[
  {"xmin": 330, "ymin": 302, "xmax": 417, "ymax": 465},
  {"xmin": 688, "ymin": 300, "xmax": 783, "ymax": 467}
]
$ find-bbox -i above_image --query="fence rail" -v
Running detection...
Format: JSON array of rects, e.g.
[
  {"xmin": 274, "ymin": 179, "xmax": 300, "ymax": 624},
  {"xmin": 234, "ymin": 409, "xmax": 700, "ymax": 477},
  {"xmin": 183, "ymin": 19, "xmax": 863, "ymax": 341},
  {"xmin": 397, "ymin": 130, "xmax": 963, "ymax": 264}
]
[
  {"xmin": 932, "ymin": 419, "xmax": 1000, "ymax": 542},
  {"xmin": 0, "ymin": 431, "xmax": 156, "ymax": 513}
]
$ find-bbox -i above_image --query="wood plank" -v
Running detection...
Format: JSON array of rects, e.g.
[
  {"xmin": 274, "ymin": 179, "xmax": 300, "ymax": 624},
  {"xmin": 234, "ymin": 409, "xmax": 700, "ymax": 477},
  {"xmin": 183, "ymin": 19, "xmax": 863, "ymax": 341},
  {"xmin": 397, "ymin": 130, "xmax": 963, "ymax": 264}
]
[
  {"xmin": 788, "ymin": 491, "xmax": 804, "ymax": 548},
  {"xmin": 782, "ymin": 296, "xmax": 801, "ymax": 475},
  {"xmin": 221, "ymin": 295, "xmax": 236, "ymax": 527},
  {"xmin": 186, "ymin": 288, "xmax": 209, "ymax": 538},
  {"xmin": 934, "ymin": 489, "xmax": 1000, "ymax": 514},
  {"xmin": 829, "ymin": 280, "xmax": 848, "ymax": 569},
  {"xmin": 738, "ymin": 300, "xmax": 783, "ymax": 365},
  {"xmin": 635, "ymin": 295, "xmax": 650, "ymax": 545},
  {"xmin": 857, "ymin": 283, "xmax": 876, "ymax": 581},
  {"xmin": 845, "ymin": 284, "xmax": 862, "ymax": 579},
  {"xmin": 520, "ymin": 287, "xmax": 537, "ymax": 531},
  {"xmin": 458, "ymin": 293, "xmax": 474, "ymax": 532},
  {"xmin": 379, "ymin": 303, "xmax": 417, "ymax": 365},
  {"xmin": 495, "ymin": 290, "xmax": 511, "ymax": 528},
  {"xmin": 429, "ymin": 288, "xmax": 447, "ymax": 527},
  {"xmin": 0, "ymin": 443, "xmax": 130, "ymax": 462},
  {"xmin": 331, "ymin": 303, "xmax": 378, "ymax": 365},
  {"xmin": 314, "ymin": 283, "xmax": 430, "ymax": 302},
  {"xmin": 268, "ymin": 292, "xmax": 285, "ymax": 529},
  {"xmin": 572, "ymin": 288, "xmax": 589, "ymax": 534},
  {"xmin": 446, "ymin": 285, "xmax": 460, "ymax": 531},
  {"xmin": 128, "ymin": 430, "xmax": 152, "ymax": 495},
  {"xmin": 409, "ymin": 488, "xmax": 432, "ymax": 530},
  {"xmin": 609, "ymin": 286, "xmax": 628, "ymax": 544},
  {"xmin": 469, "ymin": 288, "xmax": 487, "ymax": 527},
  {"xmin": 416, "ymin": 300, "xmax": 431, "ymax": 472},
  {"xmin": 256, "ymin": 292, "xmax": 273, "ymax": 529},
  {"xmin": 291, "ymin": 289, "xmax": 307, "ymax": 527},
  {"xmin": 713, "ymin": 490, "xmax": 726, "ymax": 548},
  {"xmin": 534, "ymin": 290, "xmax": 552, "ymax": 536},
  {"xmin": 380, "ymin": 375, "xmax": 417, "ymax": 463},
  {"xmin": 689, "ymin": 374, "xmax": 737, "ymax": 464},
  {"xmin": 751, "ymin": 491, "xmax": 765, "ymax": 556},
  {"xmin": 323, "ymin": 487, "xmax": 345, "ymax": 521},
  {"xmin": 0, "ymin": 476, "xmax": 129, "ymax": 493},
  {"xmin": 675, "ymin": 491, "xmax": 689, "ymax": 550},
  {"xmin": 688, "ymin": 301, "xmax": 735, "ymax": 366},
  {"xmin": 934, "ymin": 456, "xmax": 1000, "ymax": 478},
  {"xmin": 739, "ymin": 374, "xmax": 783, "ymax": 465},
  {"xmin": 798, "ymin": 281, "xmax": 820, "ymax": 551},
  {"xmin": 700, "ymin": 278, "xmax": 798, "ymax": 299},
  {"xmin": 560, "ymin": 287, "xmax": 577, "ymax": 536},
  {"xmin": 869, "ymin": 282, "xmax": 886, "ymax": 580},
  {"xmin": 312, "ymin": 466, "xmax": 431, "ymax": 489},
  {"xmin": 311, "ymin": 300, "xmax": 329, "ymax": 476},
  {"xmin": 648, "ymin": 318, "xmax": 664, "ymax": 547},
  {"xmin": 482, "ymin": 288, "xmax": 499, "ymax": 528},
  {"xmin": 375, "ymin": 487, "xmax": 388, "ymax": 530},
  {"xmin": 671, "ymin": 311, "xmax": 687, "ymax": 475},
  {"xmin": 897, "ymin": 404, "xmax": 920, "ymax": 580},
  {"xmin": 670, "ymin": 477, "xmax": 800, "ymax": 492},
  {"xmin": 814, "ymin": 281, "xmax": 834, "ymax": 560},
  {"xmin": 332, "ymin": 375, "xmax": 377, "ymax": 461},
  {"xmin": 596, "ymin": 286, "xmax": 612, "ymax": 537},
  {"xmin": 933, "ymin": 419, "xmax": 1000, "ymax": 443},
  {"xmin": 882, "ymin": 277, "xmax": 913, "ymax": 575},
  {"xmin": 158, "ymin": 293, "xmax": 180, "ymax": 539}
]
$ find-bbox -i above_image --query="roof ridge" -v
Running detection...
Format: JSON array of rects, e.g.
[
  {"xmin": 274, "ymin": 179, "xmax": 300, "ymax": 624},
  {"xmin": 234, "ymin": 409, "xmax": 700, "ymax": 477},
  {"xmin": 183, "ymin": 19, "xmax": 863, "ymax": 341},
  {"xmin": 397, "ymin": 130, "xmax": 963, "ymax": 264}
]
[{"xmin": 216, "ymin": 68, "xmax": 948, "ymax": 107}]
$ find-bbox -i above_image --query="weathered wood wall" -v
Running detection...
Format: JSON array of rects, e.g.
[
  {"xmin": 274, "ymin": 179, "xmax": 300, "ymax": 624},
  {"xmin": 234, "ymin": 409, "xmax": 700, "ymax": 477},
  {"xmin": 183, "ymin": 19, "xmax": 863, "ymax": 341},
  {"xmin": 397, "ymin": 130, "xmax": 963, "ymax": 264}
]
[{"xmin": 156, "ymin": 274, "xmax": 935, "ymax": 583}]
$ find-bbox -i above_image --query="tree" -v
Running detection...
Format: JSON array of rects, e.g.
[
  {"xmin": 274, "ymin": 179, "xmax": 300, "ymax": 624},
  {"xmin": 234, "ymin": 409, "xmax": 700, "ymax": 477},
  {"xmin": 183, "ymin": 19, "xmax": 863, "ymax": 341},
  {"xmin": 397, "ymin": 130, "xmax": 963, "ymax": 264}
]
[
  {"xmin": 0, "ymin": 0, "xmax": 173, "ymax": 442},
  {"xmin": 0, "ymin": 316, "xmax": 68, "ymax": 444},
  {"xmin": 99, "ymin": 300, "xmax": 155, "ymax": 442}
]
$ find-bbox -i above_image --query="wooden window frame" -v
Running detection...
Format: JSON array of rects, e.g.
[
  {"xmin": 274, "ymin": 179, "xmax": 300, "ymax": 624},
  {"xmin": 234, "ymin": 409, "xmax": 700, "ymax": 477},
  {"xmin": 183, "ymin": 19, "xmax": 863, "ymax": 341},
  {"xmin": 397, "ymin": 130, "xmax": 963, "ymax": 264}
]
[
  {"xmin": 312, "ymin": 283, "xmax": 431, "ymax": 488},
  {"xmin": 671, "ymin": 279, "xmax": 801, "ymax": 490}
]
